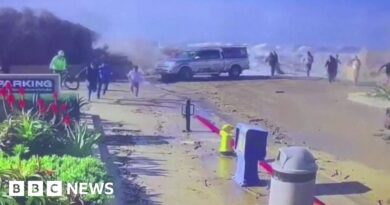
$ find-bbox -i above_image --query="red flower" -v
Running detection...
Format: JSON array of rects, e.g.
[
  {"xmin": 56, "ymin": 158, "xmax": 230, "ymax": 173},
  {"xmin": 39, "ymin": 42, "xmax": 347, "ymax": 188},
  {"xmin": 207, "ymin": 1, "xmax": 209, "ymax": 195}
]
[
  {"xmin": 4, "ymin": 82, "xmax": 12, "ymax": 90},
  {"xmin": 37, "ymin": 98, "xmax": 46, "ymax": 114},
  {"xmin": 0, "ymin": 88, "xmax": 7, "ymax": 98},
  {"xmin": 38, "ymin": 104, "xmax": 46, "ymax": 114},
  {"xmin": 18, "ymin": 99, "xmax": 26, "ymax": 110},
  {"xmin": 63, "ymin": 115, "xmax": 71, "ymax": 127},
  {"xmin": 60, "ymin": 103, "xmax": 68, "ymax": 113},
  {"xmin": 49, "ymin": 103, "xmax": 58, "ymax": 114},
  {"xmin": 37, "ymin": 98, "xmax": 45, "ymax": 107},
  {"xmin": 18, "ymin": 87, "xmax": 25, "ymax": 97},
  {"xmin": 52, "ymin": 92, "xmax": 58, "ymax": 102},
  {"xmin": 6, "ymin": 94, "xmax": 15, "ymax": 106}
]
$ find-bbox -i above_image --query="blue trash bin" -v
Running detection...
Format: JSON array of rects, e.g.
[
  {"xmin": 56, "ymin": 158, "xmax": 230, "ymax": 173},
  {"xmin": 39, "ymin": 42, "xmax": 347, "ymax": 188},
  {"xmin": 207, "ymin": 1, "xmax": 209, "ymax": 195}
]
[{"xmin": 233, "ymin": 123, "xmax": 268, "ymax": 186}]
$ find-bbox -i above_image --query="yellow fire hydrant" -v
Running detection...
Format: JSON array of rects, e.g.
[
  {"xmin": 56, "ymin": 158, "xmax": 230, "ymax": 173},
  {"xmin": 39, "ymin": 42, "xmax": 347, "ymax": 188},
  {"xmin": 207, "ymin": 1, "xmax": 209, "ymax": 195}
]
[{"xmin": 219, "ymin": 124, "xmax": 235, "ymax": 154}]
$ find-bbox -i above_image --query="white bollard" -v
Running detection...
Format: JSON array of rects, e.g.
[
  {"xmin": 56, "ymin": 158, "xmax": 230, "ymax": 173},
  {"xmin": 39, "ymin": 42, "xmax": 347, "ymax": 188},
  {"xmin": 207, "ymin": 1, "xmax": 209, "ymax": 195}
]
[{"xmin": 268, "ymin": 146, "xmax": 318, "ymax": 205}]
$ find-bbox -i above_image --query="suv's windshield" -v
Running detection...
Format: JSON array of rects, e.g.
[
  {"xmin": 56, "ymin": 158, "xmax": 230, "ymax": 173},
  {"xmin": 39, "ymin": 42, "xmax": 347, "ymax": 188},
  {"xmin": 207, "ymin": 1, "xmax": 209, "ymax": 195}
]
[{"xmin": 176, "ymin": 51, "xmax": 196, "ymax": 59}]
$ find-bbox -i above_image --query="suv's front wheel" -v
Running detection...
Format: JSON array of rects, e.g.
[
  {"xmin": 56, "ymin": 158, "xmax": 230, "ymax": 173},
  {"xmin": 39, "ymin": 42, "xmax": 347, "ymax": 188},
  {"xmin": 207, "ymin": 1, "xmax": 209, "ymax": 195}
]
[
  {"xmin": 229, "ymin": 65, "xmax": 241, "ymax": 79},
  {"xmin": 179, "ymin": 67, "xmax": 193, "ymax": 81}
]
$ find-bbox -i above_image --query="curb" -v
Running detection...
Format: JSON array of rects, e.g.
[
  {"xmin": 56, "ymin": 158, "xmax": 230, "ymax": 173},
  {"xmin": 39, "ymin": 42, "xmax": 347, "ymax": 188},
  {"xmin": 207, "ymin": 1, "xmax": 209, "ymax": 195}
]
[{"xmin": 91, "ymin": 114, "xmax": 126, "ymax": 205}]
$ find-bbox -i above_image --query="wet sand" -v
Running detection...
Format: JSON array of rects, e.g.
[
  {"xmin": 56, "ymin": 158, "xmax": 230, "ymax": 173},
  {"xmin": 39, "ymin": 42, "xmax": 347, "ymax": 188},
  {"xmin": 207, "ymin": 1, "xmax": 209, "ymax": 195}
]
[
  {"xmin": 154, "ymin": 76, "xmax": 390, "ymax": 203},
  {"xmin": 78, "ymin": 82, "xmax": 266, "ymax": 205},
  {"xmin": 75, "ymin": 76, "xmax": 390, "ymax": 204}
]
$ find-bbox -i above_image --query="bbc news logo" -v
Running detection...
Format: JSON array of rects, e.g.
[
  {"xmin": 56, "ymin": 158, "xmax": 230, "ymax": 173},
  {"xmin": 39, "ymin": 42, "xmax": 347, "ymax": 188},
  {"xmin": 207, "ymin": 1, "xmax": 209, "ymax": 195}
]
[{"xmin": 9, "ymin": 181, "xmax": 114, "ymax": 197}]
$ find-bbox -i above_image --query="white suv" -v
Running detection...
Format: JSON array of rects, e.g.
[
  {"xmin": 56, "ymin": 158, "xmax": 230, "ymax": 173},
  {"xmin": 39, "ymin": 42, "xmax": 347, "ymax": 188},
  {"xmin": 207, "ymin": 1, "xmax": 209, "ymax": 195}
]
[{"xmin": 156, "ymin": 47, "xmax": 250, "ymax": 81}]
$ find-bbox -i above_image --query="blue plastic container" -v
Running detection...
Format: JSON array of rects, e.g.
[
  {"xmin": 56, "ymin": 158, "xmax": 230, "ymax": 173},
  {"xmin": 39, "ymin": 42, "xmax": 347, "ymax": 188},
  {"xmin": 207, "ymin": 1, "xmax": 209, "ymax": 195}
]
[{"xmin": 233, "ymin": 123, "xmax": 268, "ymax": 187}]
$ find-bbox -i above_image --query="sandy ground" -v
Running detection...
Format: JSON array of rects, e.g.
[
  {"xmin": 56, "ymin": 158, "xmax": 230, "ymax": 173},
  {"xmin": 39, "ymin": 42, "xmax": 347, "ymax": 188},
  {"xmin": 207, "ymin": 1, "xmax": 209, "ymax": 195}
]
[
  {"xmin": 78, "ymin": 82, "xmax": 267, "ymax": 205},
  {"xmin": 152, "ymin": 76, "xmax": 390, "ymax": 204},
  {"xmin": 75, "ymin": 75, "xmax": 390, "ymax": 204}
]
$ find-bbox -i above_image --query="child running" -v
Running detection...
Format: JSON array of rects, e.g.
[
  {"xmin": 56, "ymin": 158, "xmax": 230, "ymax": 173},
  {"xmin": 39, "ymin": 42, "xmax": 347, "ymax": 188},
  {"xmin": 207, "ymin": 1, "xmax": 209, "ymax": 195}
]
[{"xmin": 127, "ymin": 66, "xmax": 143, "ymax": 97}]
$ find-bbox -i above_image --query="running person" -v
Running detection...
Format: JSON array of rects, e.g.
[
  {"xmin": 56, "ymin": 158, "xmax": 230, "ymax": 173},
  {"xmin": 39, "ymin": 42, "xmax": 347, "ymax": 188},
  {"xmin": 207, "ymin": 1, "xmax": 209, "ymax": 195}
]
[
  {"xmin": 97, "ymin": 62, "xmax": 113, "ymax": 98},
  {"xmin": 378, "ymin": 62, "xmax": 390, "ymax": 85},
  {"xmin": 325, "ymin": 55, "xmax": 338, "ymax": 83},
  {"xmin": 265, "ymin": 52, "xmax": 277, "ymax": 77},
  {"xmin": 127, "ymin": 66, "xmax": 143, "ymax": 97},
  {"xmin": 350, "ymin": 55, "xmax": 361, "ymax": 85},
  {"xmin": 80, "ymin": 62, "xmax": 99, "ymax": 101},
  {"xmin": 305, "ymin": 51, "xmax": 314, "ymax": 77}
]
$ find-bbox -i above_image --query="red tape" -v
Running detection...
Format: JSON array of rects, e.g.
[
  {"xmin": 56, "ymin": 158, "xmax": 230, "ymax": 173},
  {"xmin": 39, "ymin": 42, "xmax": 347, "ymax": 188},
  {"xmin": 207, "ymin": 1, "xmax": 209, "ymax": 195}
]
[
  {"xmin": 194, "ymin": 115, "xmax": 220, "ymax": 134},
  {"xmin": 194, "ymin": 115, "xmax": 326, "ymax": 205}
]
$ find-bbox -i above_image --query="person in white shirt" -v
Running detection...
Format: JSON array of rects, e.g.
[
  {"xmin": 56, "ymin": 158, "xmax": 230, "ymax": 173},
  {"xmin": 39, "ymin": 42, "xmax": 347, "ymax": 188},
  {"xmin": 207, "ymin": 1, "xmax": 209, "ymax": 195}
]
[
  {"xmin": 127, "ymin": 66, "xmax": 143, "ymax": 97},
  {"xmin": 350, "ymin": 55, "xmax": 362, "ymax": 85}
]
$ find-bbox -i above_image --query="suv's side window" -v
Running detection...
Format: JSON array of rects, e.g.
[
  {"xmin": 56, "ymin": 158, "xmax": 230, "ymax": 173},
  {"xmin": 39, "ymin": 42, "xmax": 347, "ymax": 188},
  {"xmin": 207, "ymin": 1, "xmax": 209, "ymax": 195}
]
[
  {"xmin": 196, "ymin": 50, "xmax": 221, "ymax": 60},
  {"xmin": 222, "ymin": 48, "xmax": 248, "ymax": 59}
]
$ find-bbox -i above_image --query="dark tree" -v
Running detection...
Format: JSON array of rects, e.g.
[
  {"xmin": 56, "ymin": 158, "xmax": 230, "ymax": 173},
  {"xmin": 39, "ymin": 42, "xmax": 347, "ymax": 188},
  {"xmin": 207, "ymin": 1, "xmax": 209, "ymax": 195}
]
[{"xmin": 0, "ymin": 8, "xmax": 96, "ymax": 66}]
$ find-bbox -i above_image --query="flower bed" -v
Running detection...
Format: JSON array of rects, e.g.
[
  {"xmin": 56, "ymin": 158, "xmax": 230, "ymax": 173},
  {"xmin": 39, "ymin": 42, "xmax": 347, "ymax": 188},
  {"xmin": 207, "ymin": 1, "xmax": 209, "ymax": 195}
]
[{"xmin": 0, "ymin": 82, "xmax": 112, "ymax": 205}]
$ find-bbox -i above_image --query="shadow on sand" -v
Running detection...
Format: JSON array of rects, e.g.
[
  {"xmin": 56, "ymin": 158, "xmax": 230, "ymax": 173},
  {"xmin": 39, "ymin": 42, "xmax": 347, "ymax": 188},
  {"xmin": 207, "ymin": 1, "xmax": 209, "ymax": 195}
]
[
  {"xmin": 152, "ymin": 75, "xmax": 323, "ymax": 84},
  {"xmin": 315, "ymin": 181, "xmax": 371, "ymax": 196},
  {"xmin": 92, "ymin": 98, "xmax": 184, "ymax": 109},
  {"xmin": 101, "ymin": 133, "xmax": 171, "ymax": 205}
]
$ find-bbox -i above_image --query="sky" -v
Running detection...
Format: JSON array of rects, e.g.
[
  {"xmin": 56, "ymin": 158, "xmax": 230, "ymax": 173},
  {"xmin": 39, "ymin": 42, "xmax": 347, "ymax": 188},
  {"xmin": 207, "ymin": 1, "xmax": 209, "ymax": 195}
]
[{"xmin": 1, "ymin": 0, "xmax": 390, "ymax": 50}]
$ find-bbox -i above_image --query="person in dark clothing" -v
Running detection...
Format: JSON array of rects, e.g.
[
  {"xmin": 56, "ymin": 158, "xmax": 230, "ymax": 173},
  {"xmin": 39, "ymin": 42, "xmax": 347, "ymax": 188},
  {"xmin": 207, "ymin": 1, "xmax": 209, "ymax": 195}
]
[
  {"xmin": 305, "ymin": 51, "xmax": 314, "ymax": 77},
  {"xmin": 325, "ymin": 55, "xmax": 338, "ymax": 83},
  {"xmin": 265, "ymin": 52, "xmax": 277, "ymax": 77},
  {"xmin": 97, "ymin": 62, "xmax": 113, "ymax": 98},
  {"xmin": 273, "ymin": 51, "xmax": 285, "ymax": 74},
  {"xmin": 81, "ymin": 63, "xmax": 99, "ymax": 101},
  {"xmin": 378, "ymin": 62, "xmax": 390, "ymax": 85}
]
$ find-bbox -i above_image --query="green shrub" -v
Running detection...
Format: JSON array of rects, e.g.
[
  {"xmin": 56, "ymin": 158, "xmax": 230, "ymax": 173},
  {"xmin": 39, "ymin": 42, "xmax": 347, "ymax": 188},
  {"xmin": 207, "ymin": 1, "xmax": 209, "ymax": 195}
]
[
  {"xmin": 0, "ymin": 111, "xmax": 100, "ymax": 158},
  {"xmin": 0, "ymin": 154, "xmax": 112, "ymax": 205},
  {"xmin": 0, "ymin": 113, "xmax": 57, "ymax": 157},
  {"xmin": 64, "ymin": 122, "xmax": 102, "ymax": 157}
]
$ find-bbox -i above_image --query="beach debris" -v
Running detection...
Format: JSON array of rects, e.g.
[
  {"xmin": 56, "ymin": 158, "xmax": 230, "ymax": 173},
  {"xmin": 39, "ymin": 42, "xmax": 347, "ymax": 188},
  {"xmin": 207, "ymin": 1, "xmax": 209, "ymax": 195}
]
[
  {"xmin": 249, "ymin": 118, "xmax": 264, "ymax": 123},
  {"xmin": 275, "ymin": 134, "xmax": 285, "ymax": 140},
  {"xmin": 343, "ymin": 175, "xmax": 350, "ymax": 180},
  {"xmin": 331, "ymin": 169, "xmax": 339, "ymax": 177},
  {"xmin": 275, "ymin": 90, "xmax": 285, "ymax": 94},
  {"xmin": 377, "ymin": 200, "xmax": 383, "ymax": 205},
  {"xmin": 204, "ymin": 179, "xmax": 209, "ymax": 187},
  {"xmin": 194, "ymin": 141, "xmax": 202, "ymax": 150}
]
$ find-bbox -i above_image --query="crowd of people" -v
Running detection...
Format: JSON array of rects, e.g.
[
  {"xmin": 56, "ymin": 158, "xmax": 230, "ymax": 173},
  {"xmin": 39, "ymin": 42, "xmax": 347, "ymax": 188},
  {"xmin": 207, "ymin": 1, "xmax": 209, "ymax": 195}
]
[
  {"xmin": 49, "ymin": 50, "xmax": 143, "ymax": 101},
  {"xmin": 265, "ymin": 50, "xmax": 389, "ymax": 85},
  {"xmin": 1, "ymin": 49, "xmax": 389, "ymax": 97}
]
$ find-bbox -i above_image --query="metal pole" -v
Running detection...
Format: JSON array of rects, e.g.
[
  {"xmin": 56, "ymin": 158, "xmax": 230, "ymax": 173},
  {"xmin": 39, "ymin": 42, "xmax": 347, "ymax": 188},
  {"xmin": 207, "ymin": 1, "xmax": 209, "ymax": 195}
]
[{"xmin": 185, "ymin": 99, "xmax": 191, "ymax": 132}]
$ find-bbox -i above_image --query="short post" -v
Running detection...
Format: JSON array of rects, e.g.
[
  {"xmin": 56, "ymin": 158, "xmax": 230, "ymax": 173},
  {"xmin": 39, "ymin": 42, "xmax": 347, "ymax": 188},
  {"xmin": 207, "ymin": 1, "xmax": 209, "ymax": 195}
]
[
  {"xmin": 219, "ymin": 124, "xmax": 234, "ymax": 154},
  {"xmin": 181, "ymin": 99, "xmax": 195, "ymax": 132},
  {"xmin": 269, "ymin": 146, "xmax": 318, "ymax": 205}
]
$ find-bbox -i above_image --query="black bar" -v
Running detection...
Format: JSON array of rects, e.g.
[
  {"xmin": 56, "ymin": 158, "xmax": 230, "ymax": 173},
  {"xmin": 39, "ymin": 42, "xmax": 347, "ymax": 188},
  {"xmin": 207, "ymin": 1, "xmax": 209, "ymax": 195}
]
[{"xmin": 272, "ymin": 170, "xmax": 316, "ymax": 183}]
